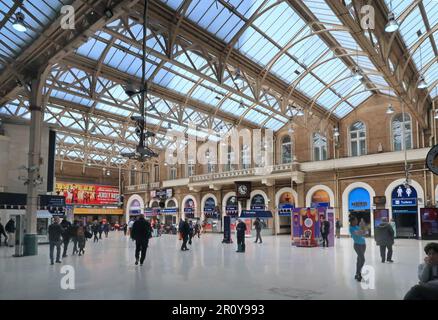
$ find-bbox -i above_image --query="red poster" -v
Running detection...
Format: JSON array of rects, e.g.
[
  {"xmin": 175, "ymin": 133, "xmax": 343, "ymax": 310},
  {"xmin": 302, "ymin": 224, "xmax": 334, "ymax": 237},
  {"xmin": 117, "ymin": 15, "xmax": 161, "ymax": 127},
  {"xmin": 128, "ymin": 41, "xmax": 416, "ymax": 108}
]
[{"xmin": 56, "ymin": 182, "xmax": 119, "ymax": 205}]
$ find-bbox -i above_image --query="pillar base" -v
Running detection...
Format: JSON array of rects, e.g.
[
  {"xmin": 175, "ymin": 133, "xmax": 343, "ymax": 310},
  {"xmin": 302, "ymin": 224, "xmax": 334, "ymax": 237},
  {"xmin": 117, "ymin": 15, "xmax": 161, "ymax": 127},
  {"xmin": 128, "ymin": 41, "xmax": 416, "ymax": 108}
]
[{"xmin": 23, "ymin": 234, "xmax": 38, "ymax": 256}]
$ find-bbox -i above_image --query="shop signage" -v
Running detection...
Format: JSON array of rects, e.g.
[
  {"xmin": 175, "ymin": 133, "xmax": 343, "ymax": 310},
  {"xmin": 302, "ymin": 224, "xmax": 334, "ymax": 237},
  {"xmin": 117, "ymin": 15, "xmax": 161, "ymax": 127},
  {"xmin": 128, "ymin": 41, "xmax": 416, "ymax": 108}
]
[
  {"xmin": 225, "ymin": 205, "xmax": 238, "ymax": 216},
  {"xmin": 278, "ymin": 203, "xmax": 294, "ymax": 216},
  {"xmin": 348, "ymin": 188, "xmax": 370, "ymax": 210},
  {"xmin": 241, "ymin": 210, "xmax": 272, "ymax": 218},
  {"xmin": 145, "ymin": 208, "xmax": 160, "ymax": 216},
  {"xmin": 251, "ymin": 194, "xmax": 265, "ymax": 210},
  {"xmin": 391, "ymin": 185, "xmax": 417, "ymax": 207},
  {"xmin": 151, "ymin": 188, "xmax": 173, "ymax": 199},
  {"xmin": 56, "ymin": 182, "xmax": 119, "ymax": 205},
  {"xmin": 73, "ymin": 208, "xmax": 123, "ymax": 215},
  {"xmin": 161, "ymin": 208, "xmax": 178, "ymax": 215}
]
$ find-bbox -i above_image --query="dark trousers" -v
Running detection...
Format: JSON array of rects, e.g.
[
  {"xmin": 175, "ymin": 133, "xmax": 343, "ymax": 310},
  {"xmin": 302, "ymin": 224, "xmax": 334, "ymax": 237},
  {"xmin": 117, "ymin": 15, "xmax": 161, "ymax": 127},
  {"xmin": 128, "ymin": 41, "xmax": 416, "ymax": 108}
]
[
  {"xmin": 99, "ymin": 231, "xmax": 103, "ymax": 239},
  {"xmin": 404, "ymin": 284, "xmax": 438, "ymax": 300},
  {"xmin": 104, "ymin": 231, "xmax": 109, "ymax": 238},
  {"xmin": 380, "ymin": 245, "xmax": 393, "ymax": 262},
  {"xmin": 72, "ymin": 237, "xmax": 78, "ymax": 254},
  {"xmin": 321, "ymin": 233, "xmax": 329, "ymax": 247},
  {"xmin": 62, "ymin": 238, "xmax": 70, "ymax": 257},
  {"xmin": 0, "ymin": 233, "xmax": 7, "ymax": 246},
  {"xmin": 237, "ymin": 235, "xmax": 245, "ymax": 252},
  {"xmin": 353, "ymin": 243, "xmax": 366, "ymax": 276},
  {"xmin": 93, "ymin": 232, "xmax": 99, "ymax": 242},
  {"xmin": 49, "ymin": 240, "xmax": 61, "ymax": 263},
  {"xmin": 135, "ymin": 239, "xmax": 149, "ymax": 264},
  {"xmin": 181, "ymin": 234, "xmax": 189, "ymax": 250},
  {"xmin": 255, "ymin": 230, "xmax": 262, "ymax": 243},
  {"xmin": 189, "ymin": 232, "xmax": 193, "ymax": 245},
  {"xmin": 336, "ymin": 228, "xmax": 341, "ymax": 238}
]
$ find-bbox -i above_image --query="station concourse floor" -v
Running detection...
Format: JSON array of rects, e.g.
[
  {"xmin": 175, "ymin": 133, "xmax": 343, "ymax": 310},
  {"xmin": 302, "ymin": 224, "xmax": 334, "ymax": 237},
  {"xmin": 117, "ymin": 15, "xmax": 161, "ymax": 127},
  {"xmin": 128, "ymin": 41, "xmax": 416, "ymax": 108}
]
[{"xmin": 0, "ymin": 232, "xmax": 427, "ymax": 300}]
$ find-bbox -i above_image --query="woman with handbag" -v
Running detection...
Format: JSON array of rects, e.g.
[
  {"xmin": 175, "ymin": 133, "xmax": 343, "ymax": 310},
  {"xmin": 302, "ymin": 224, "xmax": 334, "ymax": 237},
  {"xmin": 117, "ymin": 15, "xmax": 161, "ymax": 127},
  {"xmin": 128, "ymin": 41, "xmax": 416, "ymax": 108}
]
[{"xmin": 77, "ymin": 222, "xmax": 90, "ymax": 256}]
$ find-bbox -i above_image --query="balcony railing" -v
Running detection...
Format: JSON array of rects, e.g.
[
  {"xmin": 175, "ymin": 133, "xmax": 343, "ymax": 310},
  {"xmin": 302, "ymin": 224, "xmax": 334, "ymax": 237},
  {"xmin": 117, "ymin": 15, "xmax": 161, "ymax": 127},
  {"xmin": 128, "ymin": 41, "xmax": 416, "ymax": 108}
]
[{"xmin": 123, "ymin": 184, "xmax": 149, "ymax": 193}]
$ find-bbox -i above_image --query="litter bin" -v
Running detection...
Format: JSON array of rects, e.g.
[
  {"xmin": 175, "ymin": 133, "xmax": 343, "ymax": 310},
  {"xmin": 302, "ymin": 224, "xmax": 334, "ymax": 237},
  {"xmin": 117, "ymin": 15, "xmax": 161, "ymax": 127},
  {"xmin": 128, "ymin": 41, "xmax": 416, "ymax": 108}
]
[{"xmin": 23, "ymin": 234, "xmax": 38, "ymax": 256}]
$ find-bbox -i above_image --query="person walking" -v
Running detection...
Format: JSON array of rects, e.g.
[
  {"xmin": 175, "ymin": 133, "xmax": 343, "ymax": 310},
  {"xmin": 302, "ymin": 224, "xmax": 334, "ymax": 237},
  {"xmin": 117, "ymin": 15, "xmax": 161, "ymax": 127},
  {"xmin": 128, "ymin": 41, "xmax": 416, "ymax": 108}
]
[
  {"xmin": 131, "ymin": 215, "xmax": 152, "ymax": 266},
  {"xmin": 123, "ymin": 223, "xmax": 128, "ymax": 236},
  {"xmin": 60, "ymin": 218, "xmax": 72, "ymax": 258},
  {"xmin": 104, "ymin": 222, "xmax": 110, "ymax": 238},
  {"xmin": 349, "ymin": 216, "xmax": 367, "ymax": 282},
  {"xmin": 48, "ymin": 217, "xmax": 63, "ymax": 265},
  {"xmin": 70, "ymin": 220, "xmax": 79, "ymax": 255},
  {"xmin": 236, "ymin": 219, "xmax": 247, "ymax": 253},
  {"xmin": 128, "ymin": 218, "xmax": 135, "ymax": 238},
  {"xmin": 188, "ymin": 221, "xmax": 194, "ymax": 245},
  {"xmin": 253, "ymin": 218, "xmax": 262, "ymax": 244},
  {"xmin": 195, "ymin": 221, "xmax": 201, "ymax": 238},
  {"xmin": 375, "ymin": 217, "xmax": 395, "ymax": 263},
  {"xmin": 180, "ymin": 219, "xmax": 190, "ymax": 251},
  {"xmin": 5, "ymin": 218, "xmax": 16, "ymax": 247},
  {"xmin": 320, "ymin": 215, "xmax": 330, "ymax": 248},
  {"xmin": 0, "ymin": 218, "xmax": 8, "ymax": 247},
  {"xmin": 390, "ymin": 218, "xmax": 397, "ymax": 239},
  {"xmin": 98, "ymin": 222, "xmax": 104, "ymax": 239},
  {"xmin": 335, "ymin": 218, "xmax": 342, "ymax": 239},
  {"xmin": 92, "ymin": 221, "xmax": 99, "ymax": 243},
  {"xmin": 77, "ymin": 222, "xmax": 87, "ymax": 256},
  {"xmin": 404, "ymin": 242, "xmax": 438, "ymax": 300}
]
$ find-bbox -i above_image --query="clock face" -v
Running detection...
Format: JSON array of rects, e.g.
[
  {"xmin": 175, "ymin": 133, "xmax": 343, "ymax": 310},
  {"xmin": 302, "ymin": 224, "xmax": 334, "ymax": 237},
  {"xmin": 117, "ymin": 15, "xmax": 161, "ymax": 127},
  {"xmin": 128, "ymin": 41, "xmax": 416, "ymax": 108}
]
[
  {"xmin": 238, "ymin": 185, "xmax": 248, "ymax": 195},
  {"xmin": 426, "ymin": 145, "xmax": 438, "ymax": 175}
]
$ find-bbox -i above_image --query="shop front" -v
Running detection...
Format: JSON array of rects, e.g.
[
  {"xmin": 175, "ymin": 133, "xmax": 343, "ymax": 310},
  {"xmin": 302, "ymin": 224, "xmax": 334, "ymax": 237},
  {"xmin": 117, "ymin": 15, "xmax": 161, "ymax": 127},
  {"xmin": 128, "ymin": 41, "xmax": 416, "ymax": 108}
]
[
  {"xmin": 391, "ymin": 184, "xmax": 418, "ymax": 239},
  {"xmin": 277, "ymin": 191, "xmax": 295, "ymax": 235},
  {"xmin": 203, "ymin": 197, "xmax": 220, "ymax": 233},
  {"xmin": 164, "ymin": 199, "xmax": 178, "ymax": 227},
  {"xmin": 241, "ymin": 193, "xmax": 273, "ymax": 236},
  {"xmin": 348, "ymin": 188, "xmax": 372, "ymax": 237},
  {"xmin": 73, "ymin": 207, "xmax": 124, "ymax": 226},
  {"xmin": 183, "ymin": 197, "xmax": 197, "ymax": 221},
  {"xmin": 128, "ymin": 199, "xmax": 142, "ymax": 219}
]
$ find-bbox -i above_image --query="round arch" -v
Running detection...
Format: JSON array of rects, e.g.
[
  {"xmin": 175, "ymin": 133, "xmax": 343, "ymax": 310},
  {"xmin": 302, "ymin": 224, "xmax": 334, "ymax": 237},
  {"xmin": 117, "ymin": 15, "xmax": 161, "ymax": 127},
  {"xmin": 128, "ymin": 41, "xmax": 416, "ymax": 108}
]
[
  {"xmin": 248, "ymin": 190, "xmax": 269, "ymax": 210},
  {"xmin": 165, "ymin": 197, "xmax": 178, "ymax": 208},
  {"xmin": 181, "ymin": 195, "xmax": 198, "ymax": 219},
  {"xmin": 275, "ymin": 187, "xmax": 299, "ymax": 208},
  {"xmin": 384, "ymin": 178, "xmax": 424, "ymax": 237},
  {"xmin": 341, "ymin": 182, "xmax": 376, "ymax": 236},
  {"xmin": 222, "ymin": 191, "xmax": 243, "ymax": 212},
  {"xmin": 305, "ymin": 185, "xmax": 335, "ymax": 208},
  {"xmin": 149, "ymin": 200, "xmax": 160, "ymax": 208},
  {"xmin": 125, "ymin": 194, "xmax": 145, "ymax": 223}
]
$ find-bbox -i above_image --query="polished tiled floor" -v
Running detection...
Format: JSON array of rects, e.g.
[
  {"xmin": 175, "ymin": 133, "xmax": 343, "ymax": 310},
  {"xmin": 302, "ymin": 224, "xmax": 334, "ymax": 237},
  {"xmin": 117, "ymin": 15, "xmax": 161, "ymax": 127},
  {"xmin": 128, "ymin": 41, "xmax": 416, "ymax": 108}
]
[{"xmin": 0, "ymin": 232, "xmax": 428, "ymax": 300}]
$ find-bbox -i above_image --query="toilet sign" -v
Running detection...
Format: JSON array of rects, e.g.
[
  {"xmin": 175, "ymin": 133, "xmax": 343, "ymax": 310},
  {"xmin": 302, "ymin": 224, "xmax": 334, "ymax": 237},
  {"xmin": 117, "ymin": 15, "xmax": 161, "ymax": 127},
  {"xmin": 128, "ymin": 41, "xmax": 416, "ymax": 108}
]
[{"xmin": 392, "ymin": 185, "xmax": 417, "ymax": 207}]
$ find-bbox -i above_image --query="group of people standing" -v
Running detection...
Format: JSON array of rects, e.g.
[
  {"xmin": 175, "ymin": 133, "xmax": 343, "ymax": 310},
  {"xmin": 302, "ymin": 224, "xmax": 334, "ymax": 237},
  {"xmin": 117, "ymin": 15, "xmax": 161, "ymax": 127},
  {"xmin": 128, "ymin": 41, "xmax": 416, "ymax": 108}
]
[{"xmin": 0, "ymin": 218, "xmax": 16, "ymax": 247}]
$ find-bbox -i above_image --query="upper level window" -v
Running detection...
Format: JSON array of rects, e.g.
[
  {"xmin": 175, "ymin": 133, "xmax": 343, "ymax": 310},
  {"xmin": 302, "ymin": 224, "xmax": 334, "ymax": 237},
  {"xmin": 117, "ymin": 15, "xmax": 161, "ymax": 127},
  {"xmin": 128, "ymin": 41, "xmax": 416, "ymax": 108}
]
[
  {"xmin": 206, "ymin": 150, "xmax": 215, "ymax": 174},
  {"xmin": 130, "ymin": 167, "xmax": 136, "ymax": 185},
  {"xmin": 169, "ymin": 167, "xmax": 177, "ymax": 180},
  {"xmin": 226, "ymin": 146, "xmax": 236, "ymax": 171},
  {"xmin": 350, "ymin": 121, "xmax": 366, "ymax": 157},
  {"xmin": 313, "ymin": 133, "xmax": 327, "ymax": 161},
  {"xmin": 241, "ymin": 144, "xmax": 250, "ymax": 169},
  {"xmin": 392, "ymin": 113, "xmax": 412, "ymax": 151},
  {"xmin": 187, "ymin": 159, "xmax": 195, "ymax": 177},
  {"xmin": 281, "ymin": 135, "xmax": 292, "ymax": 164},
  {"xmin": 154, "ymin": 164, "xmax": 159, "ymax": 182}
]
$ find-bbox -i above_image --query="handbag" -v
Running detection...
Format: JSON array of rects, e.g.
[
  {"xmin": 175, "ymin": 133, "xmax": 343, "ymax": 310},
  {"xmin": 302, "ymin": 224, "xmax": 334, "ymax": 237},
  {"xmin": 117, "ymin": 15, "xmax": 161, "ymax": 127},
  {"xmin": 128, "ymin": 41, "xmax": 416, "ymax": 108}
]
[{"xmin": 85, "ymin": 230, "xmax": 92, "ymax": 239}]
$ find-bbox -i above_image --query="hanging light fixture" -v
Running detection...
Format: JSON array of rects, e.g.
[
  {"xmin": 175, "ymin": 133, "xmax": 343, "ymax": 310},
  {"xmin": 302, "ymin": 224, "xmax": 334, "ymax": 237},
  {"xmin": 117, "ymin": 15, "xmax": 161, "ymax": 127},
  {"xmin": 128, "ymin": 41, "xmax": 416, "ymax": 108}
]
[
  {"xmin": 385, "ymin": 1, "xmax": 399, "ymax": 33},
  {"xmin": 333, "ymin": 127, "xmax": 340, "ymax": 137},
  {"xmin": 417, "ymin": 44, "xmax": 427, "ymax": 89},
  {"xmin": 386, "ymin": 104, "xmax": 395, "ymax": 114},
  {"xmin": 296, "ymin": 107, "xmax": 304, "ymax": 117},
  {"xmin": 12, "ymin": 12, "xmax": 27, "ymax": 32}
]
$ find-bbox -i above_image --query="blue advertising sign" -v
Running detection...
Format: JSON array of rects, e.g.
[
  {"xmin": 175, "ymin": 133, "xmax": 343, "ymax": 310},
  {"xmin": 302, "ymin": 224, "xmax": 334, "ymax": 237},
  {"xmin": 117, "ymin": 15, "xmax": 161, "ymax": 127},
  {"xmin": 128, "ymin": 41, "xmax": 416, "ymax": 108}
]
[
  {"xmin": 251, "ymin": 194, "xmax": 265, "ymax": 210},
  {"xmin": 311, "ymin": 202, "xmax": 329, "ymax": 208},
  {"xmin": 278, "ymin": 203, "xmax": 294, "ymax": 216},
  {"xmin": 241, "ymin": 210, "xmax": 272, "ymax": 218},
  {"xmin": 391, "ymin": 185, "xmax": 417, "ymax": 207},
  {"xmin": 145, "ymin": 208, "xmax": 160, "ymax": 216},
  {"xmin": 348, "ymin": 188, "xmax": 370, "ymax": 210},
  {"xmin": 161, "ymin": 208, "xmax": 178, "ymax": 215}
]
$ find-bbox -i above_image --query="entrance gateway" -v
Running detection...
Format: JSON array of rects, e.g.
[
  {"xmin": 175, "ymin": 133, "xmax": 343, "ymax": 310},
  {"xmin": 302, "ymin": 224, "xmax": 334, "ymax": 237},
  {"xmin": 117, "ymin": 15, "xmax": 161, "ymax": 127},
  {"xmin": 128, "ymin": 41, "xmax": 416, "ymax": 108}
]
[{"xmin": 391, "ymin": 184, "xmax": 418, "ymax": 239}]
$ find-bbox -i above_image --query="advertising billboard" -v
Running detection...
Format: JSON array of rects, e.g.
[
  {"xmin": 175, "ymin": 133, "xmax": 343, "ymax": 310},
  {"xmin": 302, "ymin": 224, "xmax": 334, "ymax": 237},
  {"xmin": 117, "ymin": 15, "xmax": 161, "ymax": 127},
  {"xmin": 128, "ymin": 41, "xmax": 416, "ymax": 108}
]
[{"xmin": 55, "ymin": 182, "xmax": 119, "ymax": 205}]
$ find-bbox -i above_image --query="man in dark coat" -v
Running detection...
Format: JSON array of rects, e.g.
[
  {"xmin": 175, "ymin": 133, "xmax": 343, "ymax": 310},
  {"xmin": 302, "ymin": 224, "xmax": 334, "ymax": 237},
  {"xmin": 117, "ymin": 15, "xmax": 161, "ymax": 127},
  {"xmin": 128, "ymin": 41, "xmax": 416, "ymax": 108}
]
[
  {"xmin": 5, "ymin": 218, "xmax": 16, "ymax": 247},
  {"xmin": 60, "ymin": 218, "xmax": 72, "ymax": 258},
  {"xmin": 375, "ymin": 217, "xmax": 395, "ymax": 263},
  {"xmin": 253, "ymin": 218, "xmax": 262, "ymax": 244},
  {"xmin": 48, "ymin": 217, "xmax": 64, "ymax": 265},
  {"xmin": 131, "ymin": 215, "xmax": 152, "ymax": 266},
  {"xmin": 180, "ymin": 219, "xmax": 190, "ymax": 251},
  {"xmin": 236, "ymin": 219, "xmax": 247, "ymax": 252},
  {"xmin": 0, "ymin": 218, "xmax": 8, "ymax": 246},
  {"xmin": 320, "ymin": 215, "xmax": 330, "ymax": 248}
]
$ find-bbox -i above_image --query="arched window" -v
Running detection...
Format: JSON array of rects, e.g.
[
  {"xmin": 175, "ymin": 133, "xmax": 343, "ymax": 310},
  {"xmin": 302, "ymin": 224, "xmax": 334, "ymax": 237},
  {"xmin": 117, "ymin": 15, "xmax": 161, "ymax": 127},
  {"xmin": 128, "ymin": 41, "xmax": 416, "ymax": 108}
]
[
  {"xmin": 167, "ymin": 200, "xmax": 176, "ymax": 208},
  {"xmin": 313, "ymin": 133, "xmax": 327, "ymax": 161},
  {"xmin": 281, "ymin": 135, "xmax": 292, "ymax": 164},
  {"xmin": 169, "ymin": 166, "xmax": 177, "ymax": 180},
  {"xmin": 350, "ymin": 121, "xmax": 366, "ymax": 157},
  {"xmin": 241, "ymin": 144, "xmax": 250, "ymax": 169},
  {"xmin": 392, "ymin": 113, "xmax": 412, "ymax": 151}
]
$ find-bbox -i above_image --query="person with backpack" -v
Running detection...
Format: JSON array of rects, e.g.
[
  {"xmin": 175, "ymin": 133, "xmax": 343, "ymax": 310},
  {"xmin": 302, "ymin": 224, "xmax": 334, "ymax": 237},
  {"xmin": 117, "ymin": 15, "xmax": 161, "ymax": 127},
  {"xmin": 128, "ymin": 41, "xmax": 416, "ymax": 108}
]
[
  {"xmin": 98, "ymin": 221, "xmax": 104, "ymax": 239},
  {"xmin": 5, "ymin": 218, "xmax": 16, "ymax": 247},
  {"xmin": 60, "ymin": 218, "xmax": 72, "ymax": 258},
  {"xmin": 70, "ymin": 220, "xmax": 79, "ymax": 255},
  {"xmin": 188, "ymin": 220, "xmax": 194, "ymax": 245},
  {"xmin": 374, "ymin": 217, "xmax": 395, "ymax": 263},
  {"xmin": 131, "ymin": 215, "xmax": 152, "ymax": 266},
  {"xmin": 236, "ymin": 219, "xmax": 247, "ymax": 253},
  {"xmin": 253, "ymin": 218, "xmax": 262, "ymax": 244},
  {"xmin": 320, "ymin": 215, "xmax": 330, "ymax": 248},
  {"xmin": 92, "ymin": 221, "xmax": 99, "ymax": 243}
]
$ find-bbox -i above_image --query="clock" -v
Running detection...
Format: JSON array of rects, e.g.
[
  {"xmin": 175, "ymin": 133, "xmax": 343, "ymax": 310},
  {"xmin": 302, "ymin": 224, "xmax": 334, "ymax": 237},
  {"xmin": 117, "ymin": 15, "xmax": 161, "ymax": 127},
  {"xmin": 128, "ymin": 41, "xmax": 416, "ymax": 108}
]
[
  {"xmin": 426, "ymin": 144, "xmax": 438, "ymax": 175},
  {"xmin": 238, "ymin": 184, "xmax": 248, "ymax": 196}
]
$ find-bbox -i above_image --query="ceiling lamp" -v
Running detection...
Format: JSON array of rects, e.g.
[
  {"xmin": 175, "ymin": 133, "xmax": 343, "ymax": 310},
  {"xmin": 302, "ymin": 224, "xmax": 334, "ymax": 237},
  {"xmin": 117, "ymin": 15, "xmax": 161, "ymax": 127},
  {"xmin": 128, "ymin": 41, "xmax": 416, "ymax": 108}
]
[
  {"xmin": 333, "ymin": 127, "xmax": 340, "ymax": 137},
  {"xmin": 296, "ymin": 108, "xmax": 304, "ymax": 117},
  {"xmin": 418, "ymin": 75, "xmax": 427, "ymax": 89},
  {"xmin": 385, "ymin": 12, "xmax": 399, "ymax": 33},
  {"xmin": 106, "ymin": 170, "xmax": 111, "ymax": 176},
  {"xmin": 352, "ymin": 67, "xmax": 363, "ymax": 81},
  {"xmin": 12, "ymin": 12, "xmax": 27, "ymax": 32},
  {"xmin": 386, "ymin": 104, "xmax": 395, "ymax": 114}
]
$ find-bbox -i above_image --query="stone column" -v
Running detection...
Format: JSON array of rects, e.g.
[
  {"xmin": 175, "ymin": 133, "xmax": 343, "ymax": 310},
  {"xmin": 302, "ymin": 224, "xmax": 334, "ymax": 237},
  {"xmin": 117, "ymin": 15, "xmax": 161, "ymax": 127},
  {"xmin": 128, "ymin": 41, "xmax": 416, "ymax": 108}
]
[{"xmin": 24, "ymin": 78, "xmax": 45, "ymax": 256}]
